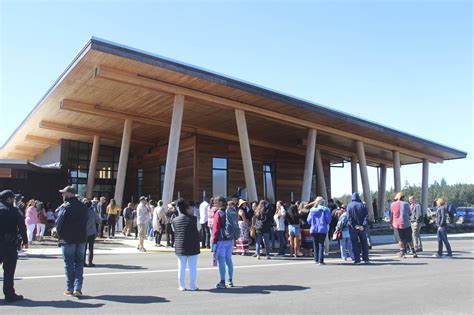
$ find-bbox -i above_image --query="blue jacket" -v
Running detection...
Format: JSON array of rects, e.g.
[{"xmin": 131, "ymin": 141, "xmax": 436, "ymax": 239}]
[
  {"xmin": 436, "ymin": 205, "xmax": 448, "ymax": 227},
  {"xmin": 307, "ymin": 205, "xmax": 331, "ymax": 234},
  {"xmin": 347, "ymin": 193, "xmax": 368, "ymax": 229}
]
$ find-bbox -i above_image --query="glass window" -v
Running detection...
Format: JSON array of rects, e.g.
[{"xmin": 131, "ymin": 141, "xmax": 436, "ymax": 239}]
[
  {"xmin": 160, "ymin": 162, "xmax": 166, "ymax": 198},
  {"xmin": 263, "ymin": 162, "xmax": 276, "ymax": 204},
  {"xmin": 137, "ymin": 168, "xmax": 144, "ymax": 197},
  {"xmin": 212, "ymin": 158, "xmax": 228, "ymax": 197}
]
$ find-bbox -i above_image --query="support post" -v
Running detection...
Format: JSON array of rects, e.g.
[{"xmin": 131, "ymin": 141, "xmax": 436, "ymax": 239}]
[
  {"xmin": 315, "ymin": 148, "xmax": 328, "ymax": 200},
  {"xmin": 235, "ymin": 109, "xmax": 258, "ymax": 202},
  {"xmin": 162, "ymin": 95, "xmax": 185, "ymax": 206},
  {"xmin": 377, "ymin": 164, "xmax": 387, "ymax": 221},
  {"xmin": 393, "ymin": 150, "xmax": 401, "ymax": 192},
  {"xmin": 356, "ymin": 141, "xmax": 374, "ymax": 221},
  {"xmin": 86, "ymin": 135, "xmax": 100, "ymax": 200},
  {"xmin": 301, "ymin": 129, "xmax": 317, "ymax": 202},
  {"xmin": 421, "ymin": 159, "xmax": 429, "ymax": 215},
  {"xmin": 114, "ymin": 120, "xmax": 133, "ymax": 207},
  {"xmin": 351, "ymin": 155, "xmax": 358, "ymax": 193}
]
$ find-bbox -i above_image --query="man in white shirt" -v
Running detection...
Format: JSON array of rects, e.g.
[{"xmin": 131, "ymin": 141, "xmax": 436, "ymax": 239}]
[
  {"xmin": 136, "ymin": 196, "xmax": 150, "ymax": 252},
  {"xmin": 199, "ymin": 199, "xmax": 210, "ymax": 249}
]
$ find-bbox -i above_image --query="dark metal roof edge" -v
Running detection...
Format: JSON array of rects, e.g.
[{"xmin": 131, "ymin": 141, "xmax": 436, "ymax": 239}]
[
  {"xmin": 0, "ymin": 38, "xmax": 93, "ymax": 150},
  {"xmin": 89, "ymin": 37, "xmax": 467, "ymax": 158}
]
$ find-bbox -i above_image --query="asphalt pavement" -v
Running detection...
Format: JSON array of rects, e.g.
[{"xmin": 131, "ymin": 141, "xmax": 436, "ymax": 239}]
[{"xmin": 1, "ymin": 233, "xmax": 473, "ymax": 314}]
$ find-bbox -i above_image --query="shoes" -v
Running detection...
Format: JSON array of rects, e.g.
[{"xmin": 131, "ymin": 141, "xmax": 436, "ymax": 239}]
[
  {"xmin": 216, "ymin": 282, "xmax": 226, "ymax": 289},
  {"xmin": 257, "ymin": 255, "xmax": 261, "ymax": 260},
  {"xmin": 368, "ymin": 245, "xmax": 372, "ymax": 250},
  {"xmin": 84, "ymin": 263, "xmax": 89, "ymax": 267},
  {"xmin": 178, "ymin": 287, "xmax": 186, "ymax": 292},
  {"xmin": 72, "ymin": 290, "xmax": 82, "ymax": 297},
  {"xmin": 201, "ymin": 245, "xmax": 207, "ymax": 249},
  {"xmin": 319, "ymin": 262, "xmax": 326, "ymax": 265},
  {"xmin": 266, "ymin": 256, "xmax": 271, "ymax": 260},
  {"xmin": 416, "ymin": 248, "xmax": 423, "ymax": 252},
  {"xmin": 206, "ymin": 246, "xmax": 211, "ymax": 249},
  {"xmin": 432, "ymin": 254, "xmax": 442, "ymax": 258},
  {"xmin": 4, "ymin": 294, "xmax": 24, "ymax": 303},
  {"xmin": 413, "ymin": 253, "xmax": 418, "ymax": 258},
  {"xmin": 64, "ymin": 290, "xmax": 73, "ymax": 296},
  {"xmin": 88, "ymin": 263, "xmax": 95, "ymax": 267},
  {"xmin": 353, "ymin": 261, "xmax": 361, "ymax": 264},
  {"xmin": 445, "ymin": 255, "xmax": 453, "ymax": 259},
  {"xmin": 252, "ymin": 253, "xmax": 257, "ymax": 257},
  {"xmin": 364, "ymin": 260, "xmax": 370, "ymax": 264},
  {"xmin": 226, "ymin": 280, "xmax": 234, "ymax": 287},
  {"xmin": 189, "ymin": 287, "xmax": 199, "ymax": 291}
]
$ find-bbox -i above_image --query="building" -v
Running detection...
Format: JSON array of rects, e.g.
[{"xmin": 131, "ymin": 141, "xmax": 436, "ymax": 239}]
[{"xmin": 0, "ymin": 37, "xmax": 467, "ymax": 219}]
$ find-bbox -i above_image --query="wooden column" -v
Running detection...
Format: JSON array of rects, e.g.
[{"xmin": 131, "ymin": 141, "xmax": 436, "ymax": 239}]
[
  {"xmin": 377, "ymin": 164, "xmax": 387, "ymax": 220},
  {"xmin": 356, "ymin": 141, "xmax": 374, "ymax": 221},
  {"xmin": 86, "ymin": 135, "xmax": 100, "ymax": 200},
  {"xmin": 235, "ymin": 109, "xmax": 258, "ymax": 202},
  {"xmin": 315, "ymin": 148, "xmax": 328, "ymax": 200},
  {"xmin": 192, "ymin": 135, "xmax": 199, "ymax": 202},
  {"xmin": 351, "ymin": 155, "xmax": 358, "ymax": 193},
  {"xmin": 393, "ymin": 150, "xmax": 401, "ymax": 192},
  {"xmin": 162, "ymin": 95, "xmax": 185, "ymax": 206},
  {"xmin": 421, "ymin": 159, "xmax": 429, "ymax": 215},
  {"xmin": 301, "ymin": 129, "xmax": 317, "ymax": 202},
  {"xmin": 114, "ymin": 119, "xmax": 133, "ymax": 207}
]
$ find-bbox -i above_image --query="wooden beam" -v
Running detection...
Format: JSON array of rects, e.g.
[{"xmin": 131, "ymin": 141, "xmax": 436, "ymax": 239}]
[
  {"xmin": 39, "ymin": 120, "xmax": 153, "ymax": 146},
  {"xmin": 15, "ymin": 145, "xmax": 45, "ymax": 153},
  {"xmin": 93, "ymin": 65, "xmax": 443, "ymax": 163},
  {"xmin": 7, "ymin": 152, "xmax": 35, "ymax": 160},
  {"xmin": 25, "ymin": 134, "xmax": 59, "ymax": 145}
]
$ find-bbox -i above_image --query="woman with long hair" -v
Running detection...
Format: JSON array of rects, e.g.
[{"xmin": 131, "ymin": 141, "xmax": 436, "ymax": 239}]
[
  {"xmin": 274, "ymin": 201, "xmax": 287, "ymax": 256},
  {"xmin": 236, "ymin": 209, "xmax": 250, "ymax": 256},
  {"xmin": 286, "ymin": 204, "xmax": 302, "ymax": 257},
  {"xmin": 106, "ymin": 198, "xmax": 121, "ymax": 238},
  {"xmin": 25, "ymin": 199, "xmax": 38, "ymax": 244},
  {"xmin": 36, "ymin": 201, "xmax": 47, "ymax": 241},
  {"xmin": 252, "ymin": 200, "xmax": 272, "ymax": 259}
]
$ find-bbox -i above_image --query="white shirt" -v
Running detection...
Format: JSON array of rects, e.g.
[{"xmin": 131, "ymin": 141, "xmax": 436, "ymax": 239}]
[
  {"xmin": 199, "ymin": 201, "xmax": 209, "ymax": 224},
  {"xmin": 274, "ymin": 208, "xmax": 286, "ymax": 231},
  {"xmin": 136, "ymin": 202, "xmax": 150, "ymax": 224}
]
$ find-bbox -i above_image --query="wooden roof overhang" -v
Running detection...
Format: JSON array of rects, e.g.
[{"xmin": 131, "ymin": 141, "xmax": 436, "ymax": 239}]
[{"xmin": 0, "ymin": 37, "xmax": 467, "ymax": 167}]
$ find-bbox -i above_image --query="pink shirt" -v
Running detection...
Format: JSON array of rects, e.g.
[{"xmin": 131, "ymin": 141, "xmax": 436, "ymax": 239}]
[{"xmin": 25, "ymin": 206, "xmax": 38, "ymax": 225}]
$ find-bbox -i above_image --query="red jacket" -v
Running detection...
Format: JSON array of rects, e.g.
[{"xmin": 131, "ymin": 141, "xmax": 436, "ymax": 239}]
[{"xmin": 212, "ymin": 208, "xmax": 225, "ymax": 244}]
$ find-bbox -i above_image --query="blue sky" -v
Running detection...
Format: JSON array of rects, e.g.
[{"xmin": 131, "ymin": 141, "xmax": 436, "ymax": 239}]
[{"xmin": 1, "ymin": 0, "xmax": 472, "ymax": 197}]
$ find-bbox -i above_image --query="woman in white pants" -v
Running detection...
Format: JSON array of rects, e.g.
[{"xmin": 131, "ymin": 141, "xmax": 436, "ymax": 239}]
[
  {"xmin": 36, "ymin": 202, "xmax": 47, "ymax": 241},
  {"xmin": 24, "ymin": 200, "xmax": 38, "ymax": 244},
  {"xmin": 171, "ymin": 198, "xmax": 201, "ymax": 291}
]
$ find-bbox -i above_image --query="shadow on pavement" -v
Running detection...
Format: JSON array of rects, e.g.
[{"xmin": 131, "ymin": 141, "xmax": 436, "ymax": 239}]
[
  {"xmin": 95, "ymin": 264, "xmax": 147, "ymax": 270},
  {"xmin": 18, "ymin": 254, "xmax": 60, "ymax": 260},
  {"xmin": 79, "ymin": 294, "xmax": 169, "ymax": 304},
  {"xmin": 206, "ymin": 284, "xmax": 309, "ymax": 295},
  {"xmin": 3, "ymin": 298, "xmax": 105, "ymax": 308}
]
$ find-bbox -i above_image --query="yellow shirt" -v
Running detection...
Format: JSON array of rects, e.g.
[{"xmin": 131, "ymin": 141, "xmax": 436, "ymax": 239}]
[{"xmin": 106, "ymin": 205, "xmax": 121, "ymax": 215}]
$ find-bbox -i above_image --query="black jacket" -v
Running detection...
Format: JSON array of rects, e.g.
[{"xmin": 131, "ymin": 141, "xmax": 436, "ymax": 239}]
[
  {"xmin": 0, "ymin": 201, "xmax": 27, "ymax": 246},
  {"xmin": 60, "ymin": 197, "xmax": 88, "ymax": 244},
  {"xmin": 172, "ymin": 213, "xmax": 200, "ymax": 256}
]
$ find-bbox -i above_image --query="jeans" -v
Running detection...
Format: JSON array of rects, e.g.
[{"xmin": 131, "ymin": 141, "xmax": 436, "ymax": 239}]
[
  {"xmin": 437, "ymin": 226, "xmax": 452, "ymax": 256},
  {"xmin": 270, "ymin": 228, "xmax": 276, "ymax": 250},
  {"xmin": 209, "ymin": 226, "xmax": 213, "ymax": 244},
  {"xmin": 411, "ymin": 222, "xmax": 423, "ymax": 250},
  {"xmin": 100, "ymin": 220, "xmax": 107, "ymax": 238},
  {"xmin": 177, "ymin": 255, "xmax": 198, "ymax": 290},
  {"xmin": 84, "ymin": 235, "xmax": 95, "ymax": 264},
  {"xmin": 349, "ymin": 227, "xmax": 369, "ymax": 263},
  {"xmin": 26, "ymin": 224, "xmax": 35, "ymax": 243},
  {"xmin": 276, "ymin": 230, "xmax": 286, "ymax": 255},
  {"xmin": 107, "ymin": 214, "xmax": 116, "ymax": 238},
  {"xmin": 36, "ymin": 224, "xmax": 46, "ymax": 237},
  {"xmin": 147, "ymin": 219, "xmax": 154, "ymax": 239},
  {"xmin": 155, "ymin": 223, "xmax": 165, "ymax": 245},
  {"xmin": 61, "ymin": 242, "xmax": 86, "ymax": 291},
  {"xmin": 340, "ymin": 236, "xmax": 354, "ymax": 260},
  {"xmin": 217, "ymin": 240, "xmax": 234, "ymax": 282},
  {"xmin": 312, "ymin": 233, "xmax": 326, "ymax": 263},
  {"xmin": 365, "ymin": 224, "xmax": 372, "ymax": 247},
  {"xmin": 201, "ymin": 223, "xmax": 210, "ymax": 247},
  {"xmin": 1, "ymin": 243, "xmax": 18, "ymax": 297},
  {"xmin": 137, "ymin": 223, "xmax": 146, "ymax": 250},
  {"xmin": 256, "ymin": 233, "xmax": 271, "ymax": 257}
]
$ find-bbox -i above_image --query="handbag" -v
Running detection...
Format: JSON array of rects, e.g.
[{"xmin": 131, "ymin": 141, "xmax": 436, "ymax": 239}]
[{"xmin": 332, "ymin": 230, "xmax": 342, "ymax": 241}]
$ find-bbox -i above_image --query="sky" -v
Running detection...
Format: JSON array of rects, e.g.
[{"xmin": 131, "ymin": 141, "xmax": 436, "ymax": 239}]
[{"xmin": 0, "ymin": 0, "xmax": 472, "ymax": 197}]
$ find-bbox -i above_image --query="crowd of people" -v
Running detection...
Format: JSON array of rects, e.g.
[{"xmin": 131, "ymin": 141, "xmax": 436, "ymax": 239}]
[{"xmin": 0, "ymin": 185, "xmax": 454, "ymax": 301}]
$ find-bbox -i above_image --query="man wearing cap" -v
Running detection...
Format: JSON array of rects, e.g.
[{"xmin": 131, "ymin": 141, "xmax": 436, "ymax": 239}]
[
  {"xmin": 57, "ymin": 185, "xmax": 88, "ymax": 297},
  {"xmin": 0, "ymin": 190, "xmax": 28, "ymax": 303}
]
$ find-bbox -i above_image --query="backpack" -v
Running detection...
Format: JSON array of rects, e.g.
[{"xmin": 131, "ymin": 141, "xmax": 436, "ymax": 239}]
[{"xmin": 221, "ymin": 208, "xmax": 240, "ymax": 240}]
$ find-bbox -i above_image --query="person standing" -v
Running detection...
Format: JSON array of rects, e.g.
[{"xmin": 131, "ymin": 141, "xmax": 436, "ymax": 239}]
[
  {"xmin": 235, "ymin": 209, "xmax": 250, "ymax": 256},
  {"xmin": 199, "ymin": 198, "xmax": 210, "ymax": 249},
  {"xmin": 24, "ymin": 200, "xmax": 38, "ymax": 245},
  {"xmin": 98, "ymin": 197, "xmax": 108, "ymax": 238},
  {"xmin": 165, "ymin": 202, "xmax": 178, "ymax": 248},
  {"xmin": 136, "ymin": 196, "xmax": 150, "ymax": 252},
  {"xmin": 57, "ymin": 186, "xmax": 88, "ymax": 297},
  {"xmin": 154, "ymin": 201, "xmax": 167, "ymax": 246},
  {"xmin": 36, "ymin": 202, "xmax": 47, "ymax": 241},
  {"xmin": 433, "ymin": 197, "xmax": 452, "ymax": 258},
  {"xmin": 106, "ymin": 199, "xmax": 120, "ymax": 239},
  {"xmin": 208, "ymin": 198, "xmax": 217, "ymax": 244},
  {"xmin": 0, "ymin": 190, "xmax": 28, "ymax": 303},
  {"xmin": 286, "ymin": 205, "xmax": 302, "ymax": 257},
  {"xmin": 347, "ymin": 192, "xmax": 370, "ymax": 264},
  {"xmin": 307, "ymin": 197, "xmax": 331, "ymax": 265},
  {"xmin": 274, "ymin": 201, "xmax": 287, "ymax": 256},
  {"xmin": 84, "ymin": 199, "xmax": 100, "ymax": 267},
  {"xmin": 409, "ymin": 196, "xmax": 423, "ymax": 252},
  {"xmin": 390, "ymin": 192, "xmax": 418, "ymax": 258},
  {"xmin": 212, "ymin": 196, "xmax": 235, "ymax": 289},
  {"xmin": 123, "ymin": 203, "xmax": 135, "ymax": 237},
  {"xmin": 172, "ymin": 198, "xmax": 201, "ymax": 291},
  {"xmin": 335, "ymin": 205, "xmax": 354, "ymax": 261},
  {"xmin": 252, "ymin": 200, "xmax": 272, "ymax": 260}
]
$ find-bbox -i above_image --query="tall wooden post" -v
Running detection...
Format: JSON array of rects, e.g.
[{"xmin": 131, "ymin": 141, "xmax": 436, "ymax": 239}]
[
  {"xmin": 356, "ymin": 141, "xmax": 374, "ymax": 221},
  {"xmin": 301, "ymin": 129, "xmax": 317, "ymax": 202},
  {"xmin": 162, "ymin": 95, "xmax": 185, "ymax": 206},
  {"xmin": 114, "ymin": 120, "xmax": 133, "ymax": 207},
  {"xmin": 351, "ymin": 155, "xmax": 358, "ymax": 193},
  {"xmin": 421, "ymin": 159, "xmax": 429, "ymax": 215},
  {"xmin": 235, "ymin": 109, "xmax": 258, "ymax": 202},
  {"xmin": 315, "ymin": 148, "xmax": 328, "ymax": 200},
  {"xmin": 86, "ymin": 135, "xmax": 100, "ymax": 200},
  {"xmin": 393, "ymin": 150, "xmax": 401, "ymax": 192},
  {"xmin": 377, "ymin": 164, "xmax": 387, "ymax": 220}
]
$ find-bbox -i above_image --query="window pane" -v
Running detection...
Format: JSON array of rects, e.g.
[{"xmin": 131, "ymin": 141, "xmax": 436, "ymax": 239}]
[
  {"xmin": 213, "ymin": 170, "xmax": 227, "ymax": 197},
  {"xmin": 77, "ymin": 184, "xmax": 87, "ymax": 198},
  {"xmin": 264, "ymin": 171, "xmax": 275, "ymax": 204},
  {"xmin": 212, "ymin": 158, "xmax": 227, "ymax": 170}
]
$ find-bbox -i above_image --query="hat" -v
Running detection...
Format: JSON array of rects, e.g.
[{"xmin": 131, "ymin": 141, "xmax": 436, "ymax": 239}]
[
  {"xmin": 238, "ymin": 199, "xmax": 247, "ymax": 208},
  {"xmin": 0, "ymin": 190, "xmax": 15, "ymax": 200},
  {"xmin": 59, "ymin": 185, "xmax": 76, "ymax": 194}
]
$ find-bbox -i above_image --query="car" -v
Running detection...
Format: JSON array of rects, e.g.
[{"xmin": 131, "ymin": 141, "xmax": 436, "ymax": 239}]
[{"xmin": 455, "ymin": 207, "xmax": 474, "ymax": 224}]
